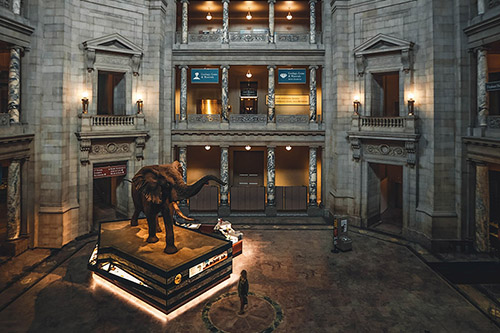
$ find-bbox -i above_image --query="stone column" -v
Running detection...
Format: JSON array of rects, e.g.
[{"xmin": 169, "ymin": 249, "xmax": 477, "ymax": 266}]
[
  {"xmin": 475, "ymin": 163, "xmax": 490, "ymax": 252},
  {"xmin": 309, "ymin": 0, "xmax": 317, "ymax": 44},
  {"xmin": 8, "ymin": 47, "xmax": 21, "ymax": 123},
  {"xmin": 179, "ymin": 65, "xmax": 188, "ymax": 123},
  {"xmin": 12, "ymin": 0, "xmax": 21, "ymax": 14},
  {"xmin": 221, "ymin": 65, "xmax": 230, "ymax": 122},
  {"xmin": 477, "ymin": 48, "xmax": 488, "ymax": 127},
  {"xmin": 181, "ymin": 0, "xmax": 189, "ymax": 44},
  {"xmin": 222, "ymin": 0, "xmax": 230, "ymax": 44},
  {"xmin": 309, "ymin": 65, "xmax": 318, "ymax": 123},
  {"xmin": 219, "ymin": 146, "xmax": 230, "ymax": 216},
  {"xmin": 266, "ymin": 147, "xmax": 277, "ymax": 216},
  {"xmin": 268, "ymin": 0, "xmax": 276, "ymax": 43},
  {"xmin": 179, "ymin": 147, "xmax": 188, "ymax": 206},
  {"xmin": 309, "ymin": 147, "xmax": 317, "ymax": 206},
  {"xmin": 267, "ymin": 65, "xmax": 276, "ymax": 123},
  {"xmin": 478, "ymin": 0, "xmax": 485, "ymax": 15},
  {"xmin": 7, "ymin": 159, "xmax": 21, "ymax": 240}
]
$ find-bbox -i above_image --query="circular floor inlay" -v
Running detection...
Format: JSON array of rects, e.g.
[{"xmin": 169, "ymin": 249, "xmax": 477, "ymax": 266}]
[{"xmin": 202, "ymin": 292, "xmax": 283, "ymax": 333}]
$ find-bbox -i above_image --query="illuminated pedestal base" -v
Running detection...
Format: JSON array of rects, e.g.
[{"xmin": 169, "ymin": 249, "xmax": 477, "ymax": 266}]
[{"xmin": 88, "ymin": 219, "xmax": 233, "ymax": 314}]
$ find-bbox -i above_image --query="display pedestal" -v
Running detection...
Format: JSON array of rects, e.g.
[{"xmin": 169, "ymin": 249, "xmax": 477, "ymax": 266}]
[{"xmin": 88, "ymin": 219, "xmax": 232, "ymax": 314}]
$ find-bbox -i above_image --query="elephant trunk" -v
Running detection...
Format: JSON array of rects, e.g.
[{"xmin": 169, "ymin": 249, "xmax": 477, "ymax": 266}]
[{"xmin": 175, "ymin": 175, "xmax": 225, "ymax": 200}]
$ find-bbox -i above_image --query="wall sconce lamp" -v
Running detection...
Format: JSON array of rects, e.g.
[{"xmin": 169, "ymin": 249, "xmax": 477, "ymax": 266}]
[
  {"xmin": 407, "ymin": 93, "xmax": 415, "ymax": 116},
  {"xmin": 82, "ymin": 93, "xmax": 89, "ymax": 114},
  {"xmin": 246, "ymin": 69, "xmax": 252, "ymax": 79},
  {"xmin": 246, "ymin": 8, "xmax": 252, "ymax": 20},
  {"xmin": 353, "ymin": 95, "xmax": 361, "ymax": 116},
  {"xmin": 136, "ymin": 98, "xmax": 144, "ymax": 114},
  {"xmin": 245, "ymin": 145, "xmax": 252, "ymax": 151},
  {"xmin": 286, "ymin": 8, "xmax": 293, "ymax": 20},
  {"xmin": 206, "ymin": 8, "xmax": 212, "ymax": 21}
]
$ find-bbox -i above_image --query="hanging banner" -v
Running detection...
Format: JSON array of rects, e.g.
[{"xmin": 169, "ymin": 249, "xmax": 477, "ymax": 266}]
[
  {"xmin": 93, "ymin": 165, "xmax": 127, "ymax": 179},
  {"xmin": 278, "ymin": 68, "xmax": 306, "ymax": 84},
  {"xmin": 191, "ymin": 68, "xmax": 219, "ymax": 83}
]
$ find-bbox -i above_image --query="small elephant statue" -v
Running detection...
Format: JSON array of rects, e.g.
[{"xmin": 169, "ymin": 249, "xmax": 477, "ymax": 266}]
[{"xmin": 131, "ymin": 161, "xmax": 225, "ymax": 254}]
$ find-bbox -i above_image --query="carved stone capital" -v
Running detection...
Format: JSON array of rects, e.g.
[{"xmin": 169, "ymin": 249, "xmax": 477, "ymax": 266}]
[
  {"xmin": 355, "ymin": 55, "xmax": 366, "ymax": 76},
  {"xmin": 135, "ymin": 137, "xmax": 146, "ymax": 160},
  {"xmin": 131, "ymin": 54, "xmax": 141, "ymax": 76},
  {"xmin": 405, "ymin": 141, "xmax": 417, "ymax": 167}
]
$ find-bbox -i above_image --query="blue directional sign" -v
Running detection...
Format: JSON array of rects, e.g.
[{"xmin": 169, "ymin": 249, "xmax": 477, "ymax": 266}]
[
  {"xmin": 191, "ymin": 68, "xmax": 219, "ymax": 83},
  {"xmin": 278, "ymin": 68, "xmax": 306, "ymax": 84}
]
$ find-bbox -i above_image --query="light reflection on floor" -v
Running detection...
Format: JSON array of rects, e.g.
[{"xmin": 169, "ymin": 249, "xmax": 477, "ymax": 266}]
[{"xmin": 91, "ymin": 270, "xmax": 239, "ymax": 322}]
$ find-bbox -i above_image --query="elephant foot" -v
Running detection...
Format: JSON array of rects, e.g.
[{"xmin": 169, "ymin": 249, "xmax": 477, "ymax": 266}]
[
  {"xmin": 164, "ymin": 245, "xmax": 178, "ymax": 254},
  {"xmin": 146, "ymin": 236, "xmax": 159, "ymax": 243}
]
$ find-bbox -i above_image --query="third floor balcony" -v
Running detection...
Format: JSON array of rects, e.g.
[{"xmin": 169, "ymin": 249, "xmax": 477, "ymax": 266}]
[{"xmin": 174, "ymin": 0, "xmax": 323, "ymax": 50}]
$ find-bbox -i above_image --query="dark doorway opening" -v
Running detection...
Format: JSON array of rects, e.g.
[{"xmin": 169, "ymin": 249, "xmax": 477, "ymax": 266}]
[
  {"xmin": 231, "ymin": 150, "xmax": 265, "ymax": 211},
  {"xmin": 93, "ymin": 163, "xmax": 128, "ymax": 222},
  {"xmin": 367, "ymin": 163, "xmax": 403, "ymax": 235}
]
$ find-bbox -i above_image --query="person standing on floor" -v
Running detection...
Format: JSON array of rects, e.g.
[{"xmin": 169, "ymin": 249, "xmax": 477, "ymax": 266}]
[{"xmin": 238, "ymin": 270, "xmax": 249, "ymax": 314}]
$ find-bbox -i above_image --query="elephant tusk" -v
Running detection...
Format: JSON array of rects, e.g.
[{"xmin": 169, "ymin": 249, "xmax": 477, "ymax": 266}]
[{"xmin": 172, "ymin": 202, "xmax": 195, "ymax": 221}]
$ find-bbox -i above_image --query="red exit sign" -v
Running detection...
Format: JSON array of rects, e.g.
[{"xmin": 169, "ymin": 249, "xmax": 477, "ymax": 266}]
[{"xmin": 93, "ymin": 165, "xmax": 127, "ymax": 179}]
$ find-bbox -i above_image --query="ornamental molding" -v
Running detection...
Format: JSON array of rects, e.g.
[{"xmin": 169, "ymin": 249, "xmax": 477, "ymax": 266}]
[
  {"xmin": 83, "ymin": 33, "xmax": 143, "ymax": 75},
  {"xmin": 354, "ymin": 33, "xmax": 414, "ymax": 75},
  {"xmin": 91, "ymin": 143, "xmax": 130, "ymax": 155},
  {"xmin": 365, "ymin": 144, "xmax": 406, "ymax": 157}
]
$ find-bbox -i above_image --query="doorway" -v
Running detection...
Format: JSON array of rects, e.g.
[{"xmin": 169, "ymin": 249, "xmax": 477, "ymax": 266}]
[
  {"xmin": 93, "ymin": 163, "xmax": 128, "ymax": 222},
  {"xmin": 231, "ymin": 151, "xmax": 265, "ymax": 211},
  {"xmin": 0, "ymin": 164, "xmax": 7, "ymax": 242},
  {"xmin": 367, "ymin": 163, "xmax": 403, "ymax": 235}
]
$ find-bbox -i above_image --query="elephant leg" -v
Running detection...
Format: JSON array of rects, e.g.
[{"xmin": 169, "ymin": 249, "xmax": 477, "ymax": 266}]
[
  {"xmin": 156, "ymin": 215, "xmax": 162, "ymax": 233},
  {"xmin": 131, "ymin": 209, "xmax": 140, "ymax": 227},
  {"xmin": 162, "ymin": 204, "xmax": 178, "ymax": 254},
  {"xmin": 146, "ymin": 213, "xmax": 159, "ymax": 243}
]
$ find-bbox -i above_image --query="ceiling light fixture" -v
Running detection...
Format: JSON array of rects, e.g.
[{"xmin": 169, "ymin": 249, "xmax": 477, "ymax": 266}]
[
  {"xmin": 286, "ymin": 8, "xmax": 293, "ymax": 20},
  {"xmin": 246, "ymin": 8, "xmax": 252, "ymax": 20},
  {"xmin": 245, "ymin": 145, "xmax": 251, "ymax": 151},
  {"xmin": 205, "ymin": 145, "xmax": 211, "ymax": 151},
  {"xmin": 246, "ymin": 69, "xmax": 252, "ymax": 79},
  {"xmin": 206, "ymin": 8, "xmax": 212, "ymax": 21},
  {"xmin": 286, "ymin": 145, "xmax": 292, "ymax": 151}
]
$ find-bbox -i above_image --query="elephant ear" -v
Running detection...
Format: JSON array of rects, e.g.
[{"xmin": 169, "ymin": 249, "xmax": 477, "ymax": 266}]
[{"xmin": 133, "ymin": 166, "xmax": 164, "ymax": 204}]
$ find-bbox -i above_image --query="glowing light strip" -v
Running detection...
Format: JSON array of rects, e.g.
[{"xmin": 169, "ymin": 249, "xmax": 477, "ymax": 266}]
[{"xmin": 92, "ymin": 271, "xmax": 239, "ymax": 321}]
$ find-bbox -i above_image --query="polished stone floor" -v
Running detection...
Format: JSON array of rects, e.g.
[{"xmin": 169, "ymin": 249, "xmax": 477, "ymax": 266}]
[{"xmin": 0, "ymin": 223, "xmax": 498, "ymax": 332}]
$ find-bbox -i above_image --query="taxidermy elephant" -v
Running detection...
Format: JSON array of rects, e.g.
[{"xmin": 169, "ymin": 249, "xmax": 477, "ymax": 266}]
[{"xmin": 131, "ymin": 161, "xmax": 225, "ymax": 254}]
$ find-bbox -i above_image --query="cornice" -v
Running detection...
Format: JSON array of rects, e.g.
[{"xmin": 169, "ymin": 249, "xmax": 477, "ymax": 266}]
[{"xmin": 75, "ymin": 130, "xmax": 149, "ymax": 140}]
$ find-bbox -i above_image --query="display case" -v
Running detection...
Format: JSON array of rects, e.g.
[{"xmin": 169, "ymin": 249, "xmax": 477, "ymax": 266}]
[{"xmin": 88, "ymin": 219, "xmax": 232, "ymax": 314}]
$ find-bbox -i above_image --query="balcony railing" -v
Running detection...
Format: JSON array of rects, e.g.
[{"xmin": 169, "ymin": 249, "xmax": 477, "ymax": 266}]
[
  {"xmin": 229, "ymin": 114, "xmax": 267, "ymax": 123},
  {"xmin": 92, "ymin": 115, "xmax": 135, "ymax": 127},
  {"xmin": 276, "ymin": 115, "xmax": 309, "ymax": 124},
  {"xmin": 361, "ymin": 117, "xmax": 406, "ymax": 128},
  {"xmin": 188, "ymin": 114, "xmax": 221, "ymax": 123},
  {"xmin": 176, "ymin": 31, "xmax": 322, "ymax": 45},
  {"xmin": 79, "ymin": 114, "xmax": 145, "ymax": 132},
  {"xmin": 351, "ymin": 116, "xmax": 417, "ymax": 135}
]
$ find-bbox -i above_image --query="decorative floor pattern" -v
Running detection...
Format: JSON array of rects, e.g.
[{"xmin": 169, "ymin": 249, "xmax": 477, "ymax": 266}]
[{"xmin": 203, "ymin": 292, "xmax": 283, "ymax": 332}]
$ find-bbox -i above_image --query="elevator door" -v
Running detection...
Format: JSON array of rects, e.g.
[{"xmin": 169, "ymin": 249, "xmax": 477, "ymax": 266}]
[{"xmin": 231, "ymin": 151, "xmax": 265, "ymax": 211}]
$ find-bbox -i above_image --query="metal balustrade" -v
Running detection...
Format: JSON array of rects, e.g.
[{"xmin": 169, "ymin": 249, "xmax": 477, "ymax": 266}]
[{"xmin": 176, "ymin": 31, "xmax": 322, "ymax": 44}]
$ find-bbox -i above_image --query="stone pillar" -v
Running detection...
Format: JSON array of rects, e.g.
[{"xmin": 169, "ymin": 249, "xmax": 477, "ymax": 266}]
[
  {"xmin": 309, "ymin": 65, "xmax": 318, "ymax": 123},
  {"xmin": 7, "ymin": 159, "xmax": 21, "ymax": 240},
  {"xmin": 179, "ymin": 147, "xmax": 188, "ymax": 206},
  {"xmin": 477, "ymin": 48, "xmax": 488, "ymax": 127},
  {"xmin": 179, "ymin": 65, "xmax": 188, "ymax": 123},
  {"xmin": 219, "ymin": 146, "xmax": 230, "ymax": 216},
  {"xmin": 475, "ymin": 163, "xmax": 490, "ymax": 252},
  {"xmin": 266, "ymin": 147, "xmax": 277, "ymax": 216},
  {"xmin": 222, "ymin": 0, "xmax": 230, "ymax": 44},
  {"xmin": 309, "ymin": 147, "xmax": 318, "ymax": 206},
  {"xmin": 478, "ymin": 0, "xmax": 485, "ymax": 15},
  {"xmin": 267, "ymin": 65, "xmax": 276, "ymax": 123},
  {"xmin": 309, "ymin": 0, "xmax": 317, "ymax": 44},
  {"xmin": 12, "ymin": 0, "xmax": 21, "ymax": 14},
  {"xmin": 8, "ymin": 47, "xmax": 21, "ymax": 123},
  {"xmin": 268, "ymin": 0, "xmax": 276, "ymax": 43},
  {"xmin": 181, "ymin": 0, "xmax": 189, "ymax": 44},
  {"xmin": 221, "ymin": 65, "xmax": 230, "ymax": 122}
]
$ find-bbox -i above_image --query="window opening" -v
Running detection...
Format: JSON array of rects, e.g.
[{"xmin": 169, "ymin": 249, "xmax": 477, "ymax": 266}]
[
  {"xmin": 371, "ymin": 72, "xmax": 399, "ymax": 117},
  {"xmin": 97, "ymin": 71, "xmax": 126, "ymax": 115}
]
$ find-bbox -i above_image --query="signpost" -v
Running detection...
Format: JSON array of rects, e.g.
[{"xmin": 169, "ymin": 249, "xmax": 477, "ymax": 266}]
[
  {"xmin": 191, "ymin": 68, "xmax": 219, "ymax": 83},
  {"xmin": 93, "ymin": 165, "xmax": 127, "ymax": 179},
  {"xmin": 278, "ymin": 68, "xmax": 307, "ymax": 84}
]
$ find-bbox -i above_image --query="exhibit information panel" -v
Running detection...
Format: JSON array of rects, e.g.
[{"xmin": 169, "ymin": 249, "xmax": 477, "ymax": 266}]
[{"xmin": 88, "ymin": 219, "xmax": 233, "ymax": 314}]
